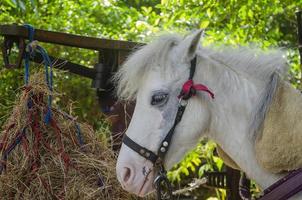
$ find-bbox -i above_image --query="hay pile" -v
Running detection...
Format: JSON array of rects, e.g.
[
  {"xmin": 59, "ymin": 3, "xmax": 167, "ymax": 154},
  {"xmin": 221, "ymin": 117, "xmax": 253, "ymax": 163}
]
[
  {"xmin": 255, "ymin": 76, "xmax": 302, "ymax": 173},
  {"xmin": 0, "ymin": 72, "xmax": 133, "ymax": 199}
]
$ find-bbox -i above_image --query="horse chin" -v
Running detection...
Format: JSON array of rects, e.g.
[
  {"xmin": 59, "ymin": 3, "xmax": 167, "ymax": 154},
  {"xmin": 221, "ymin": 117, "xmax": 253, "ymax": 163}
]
[
  {"xmin": 117, "ymin": 164, "xmax": 156, "ymax": 197},
  {"xmin": 137, "ymin": 178, "xmax": 155, "ymax": 197},
  {"xmin": 136, "ymin": 170, "xmax": 156, "ymax": 197}
]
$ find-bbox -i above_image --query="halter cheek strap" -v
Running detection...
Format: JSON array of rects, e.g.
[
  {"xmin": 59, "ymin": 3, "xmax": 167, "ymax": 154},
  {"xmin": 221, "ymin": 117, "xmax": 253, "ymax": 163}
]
[{"xmin": 122, "ymin": 56, "xmax": 214, "ymax": 200}]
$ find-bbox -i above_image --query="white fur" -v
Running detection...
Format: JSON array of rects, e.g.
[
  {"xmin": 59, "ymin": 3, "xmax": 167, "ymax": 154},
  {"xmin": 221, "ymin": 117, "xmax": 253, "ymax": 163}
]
[{"xmin": 115, "ymin": 31, "xmax": 301, "ymax": 199}]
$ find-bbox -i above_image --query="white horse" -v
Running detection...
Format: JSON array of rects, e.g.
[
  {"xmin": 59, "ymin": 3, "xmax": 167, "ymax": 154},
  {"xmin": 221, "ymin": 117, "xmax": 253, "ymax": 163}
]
[{"xmin": 114, "ymin": 30, "xmax": 302, "ymax": 199}]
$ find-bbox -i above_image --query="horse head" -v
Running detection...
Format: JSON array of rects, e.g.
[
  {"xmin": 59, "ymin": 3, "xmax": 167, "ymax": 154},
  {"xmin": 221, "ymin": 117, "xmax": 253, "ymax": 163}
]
[{"xmin": 114, "ymin": 30, "xmax": 214, "ymax": 197}]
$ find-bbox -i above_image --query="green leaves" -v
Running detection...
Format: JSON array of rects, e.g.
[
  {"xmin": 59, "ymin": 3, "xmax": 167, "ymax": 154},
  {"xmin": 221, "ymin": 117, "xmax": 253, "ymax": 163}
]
[
  {"xmin": 1, "ymin": 0, "xmax": 302, "ymax": 199},
  {"xmin": 200, "ymin": 20, "xmax": 210, "ymax": 29},
  {"xmin": 167, "ymin": 141, "xmax": 221, "ymax": 182},
  {"xmin": 167, "ymin": 147, "xmax": 202, "ymax": 183},
  {"xmin": 166, "ymin": 140, "xmax": 228, "ymax": 198},
  {"xmin": 3, "ymin": 0, "xmax": 17, "ymax": 8}
]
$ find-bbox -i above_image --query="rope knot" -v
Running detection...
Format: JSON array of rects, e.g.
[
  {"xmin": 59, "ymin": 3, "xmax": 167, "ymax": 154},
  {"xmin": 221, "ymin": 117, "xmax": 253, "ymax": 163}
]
[{"xmin": 26, "ymin": 40, "xmax": 39, "ymax": 58}]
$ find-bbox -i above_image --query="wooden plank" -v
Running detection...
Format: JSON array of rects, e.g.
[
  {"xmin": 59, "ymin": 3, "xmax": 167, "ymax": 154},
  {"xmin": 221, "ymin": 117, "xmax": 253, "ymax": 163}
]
[
  {"xmin": 0, "ymin": 24, "xmax": 142, "ymax": 51},
  {"xmin": 31, "ymin": 52, "xmax": 96, "ymax": 79}
]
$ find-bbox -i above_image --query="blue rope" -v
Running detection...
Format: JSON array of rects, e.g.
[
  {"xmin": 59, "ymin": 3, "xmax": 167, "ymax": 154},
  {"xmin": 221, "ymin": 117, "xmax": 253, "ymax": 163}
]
[
  {"xmin": 22, "ymin": 24, "xmax": 84, "ymax": 146},
  {"xmin": 23, "ymin": 25, "xmax": 53, "ymax": 124},
  {"xmin": 23, "ymin": 24, "xmax": 34, "ymax": 85},
  {"xmin": 23, "ymin": 24, "xmax": 35, "ymax": 42},
  {"xmin": 35, "ymin": 46, "xmax": 53, "ymax": 124},
  {"xmin": 24, "ymin": 52, "xmax": 30, "ymax": 85},
  {"xmin": 75, "ymin": 123, "xmax": 85, "ymax": 147},
  {"xmin": 54, "ymin": 110, "xmax": 85, "ymax": 147},
  {"xmin": 4, "ymin": 129, "xmax": 26, "ymax": 158},
  {"xmin": 0, "ymin": 128, "xmax": 27, "ymax": 174}
]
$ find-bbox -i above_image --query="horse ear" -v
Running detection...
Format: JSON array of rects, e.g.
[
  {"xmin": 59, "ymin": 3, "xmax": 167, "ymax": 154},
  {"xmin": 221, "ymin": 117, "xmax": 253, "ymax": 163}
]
[{"xmin": 177, "ymin": 29, "xmax": 204, "ymax": 62}]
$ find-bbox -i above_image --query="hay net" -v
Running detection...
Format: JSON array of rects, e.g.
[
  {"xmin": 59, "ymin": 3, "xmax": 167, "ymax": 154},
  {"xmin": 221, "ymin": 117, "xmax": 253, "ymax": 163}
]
[{"xmin": 0, "ymin": 71, "xmax": 134, "ymax": 200}]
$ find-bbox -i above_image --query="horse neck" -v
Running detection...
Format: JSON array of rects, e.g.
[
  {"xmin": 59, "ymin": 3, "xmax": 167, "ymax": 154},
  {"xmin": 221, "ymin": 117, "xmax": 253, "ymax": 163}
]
[{"xmin": 195, "ymin": 55, "xmax": 282, "ymax": 188}]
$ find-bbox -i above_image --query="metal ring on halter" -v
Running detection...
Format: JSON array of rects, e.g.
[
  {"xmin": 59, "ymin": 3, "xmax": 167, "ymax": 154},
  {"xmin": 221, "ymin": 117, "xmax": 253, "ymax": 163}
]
[
  {"xmin": 178, "ymin": 97, "xmax": 188, "ymax": 107},
  {"xmin": 154, "ymin": 173, "xmax": 173, "ymax": 200},
  {"xmin": 153, "ymin": 165, "xmax": 173, "ymax": 200}
]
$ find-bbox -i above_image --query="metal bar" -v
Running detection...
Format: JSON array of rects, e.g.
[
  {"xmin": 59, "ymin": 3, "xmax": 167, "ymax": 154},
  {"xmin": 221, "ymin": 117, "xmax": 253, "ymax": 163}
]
[
  {"xmin": 204, "ymin": 171, "xmax": 228, "ymax": 189},
  {"xmin": 257, "ymin": 169, "xmax": 302, "ymax": 200},
  {"xmin": 0, "ymin": 24, "xmax": 142, "ymax": 51},
  {"xmin": 31, "ymin": 52, "xmax": 96, "ymax": 79}
]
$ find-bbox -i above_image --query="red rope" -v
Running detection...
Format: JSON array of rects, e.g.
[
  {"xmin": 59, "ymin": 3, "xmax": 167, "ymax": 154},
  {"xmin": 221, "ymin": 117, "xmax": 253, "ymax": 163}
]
[
  {"xmin": 0, "ymin": 123, "xmax": 16, "ymax": 152},
  {"xmin": 179, "ymin": 79, "xmax": 215, "ymax": 99},
  {"xmin": 21, "ymin": 135, "xmax": 29, "ymax": 156},
  {"xmin": 1, "ymin": 89, "xmax": 79, "ymax": 199},
  {"xmin": 50, "ymin": 118, "xmax": 72, "ymax": 170},
  {"xmin": 32, "ymin": 110, "xmax": 43, "ymax": 170}
]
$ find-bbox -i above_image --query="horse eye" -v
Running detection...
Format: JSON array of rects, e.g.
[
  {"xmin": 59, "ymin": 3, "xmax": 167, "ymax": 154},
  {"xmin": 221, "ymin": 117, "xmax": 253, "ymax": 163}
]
[{"xmin": 151, "ymin": 93, "xmax": 169, "ymax": 106}]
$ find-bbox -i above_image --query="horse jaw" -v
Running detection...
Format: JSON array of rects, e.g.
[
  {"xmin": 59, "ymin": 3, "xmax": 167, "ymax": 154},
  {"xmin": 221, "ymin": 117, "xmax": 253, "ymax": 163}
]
[{"xmin": 115, "ymin": 72, "xmax": 166, "ymax": 196}]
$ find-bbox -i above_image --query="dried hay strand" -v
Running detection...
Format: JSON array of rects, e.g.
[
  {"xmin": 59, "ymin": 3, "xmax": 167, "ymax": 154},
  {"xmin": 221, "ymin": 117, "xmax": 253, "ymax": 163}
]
[{"xmin": 0, "ymin": 72, "xmax": 134, "ymax": 200}]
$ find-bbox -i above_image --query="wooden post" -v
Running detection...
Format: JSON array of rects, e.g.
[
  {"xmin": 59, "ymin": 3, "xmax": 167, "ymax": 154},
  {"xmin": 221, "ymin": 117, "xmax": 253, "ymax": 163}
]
[
  {"xmin": 96, "ymin": 49, "xmax": 135, "ymax": 151},
  {"xmin": 226, "ymin": 167, "xmax": 242, "ymax": 200}
]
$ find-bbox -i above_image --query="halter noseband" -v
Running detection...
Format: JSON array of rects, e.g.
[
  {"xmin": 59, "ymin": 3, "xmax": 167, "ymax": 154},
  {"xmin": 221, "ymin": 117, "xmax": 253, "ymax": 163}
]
[{"xmin": 122, "ymin": 56, "xmax": 214, "ymax": 200}]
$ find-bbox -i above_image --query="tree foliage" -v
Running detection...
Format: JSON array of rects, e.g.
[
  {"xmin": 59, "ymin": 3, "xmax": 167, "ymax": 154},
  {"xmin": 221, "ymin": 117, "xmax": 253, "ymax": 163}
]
[{"xmin": 1, "ymin": 0, "xmax": 302, "ymax": 199}]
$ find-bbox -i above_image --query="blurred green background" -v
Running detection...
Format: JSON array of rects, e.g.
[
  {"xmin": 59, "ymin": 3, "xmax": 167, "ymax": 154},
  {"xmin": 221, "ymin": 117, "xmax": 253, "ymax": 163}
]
[{"xmin": 1, "ymin": 0, "xmax": 302, "ymax": 199}]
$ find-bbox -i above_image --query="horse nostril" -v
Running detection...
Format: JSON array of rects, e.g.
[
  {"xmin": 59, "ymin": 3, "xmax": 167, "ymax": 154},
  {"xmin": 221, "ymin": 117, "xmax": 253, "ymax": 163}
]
[{"xmin": 122, "ymin": 167, "xmax": 133, "ymax": 184}]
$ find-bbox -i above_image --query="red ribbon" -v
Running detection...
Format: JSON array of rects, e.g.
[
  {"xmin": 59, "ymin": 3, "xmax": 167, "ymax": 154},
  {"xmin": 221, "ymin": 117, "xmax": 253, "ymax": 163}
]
[{"xmin": 179, "ymin": 79, "xmax": 215, "ymax": 99}]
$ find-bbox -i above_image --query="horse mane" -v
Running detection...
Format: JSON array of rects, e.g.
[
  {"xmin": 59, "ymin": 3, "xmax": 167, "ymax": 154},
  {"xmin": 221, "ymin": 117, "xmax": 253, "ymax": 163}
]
[
  {"xmin": 249, "ymin": 72, "xmax": 280, "ymax": 140},
  {"xmin": 203, "ymin": 46, "xmax": 287, "ymax": 82}
]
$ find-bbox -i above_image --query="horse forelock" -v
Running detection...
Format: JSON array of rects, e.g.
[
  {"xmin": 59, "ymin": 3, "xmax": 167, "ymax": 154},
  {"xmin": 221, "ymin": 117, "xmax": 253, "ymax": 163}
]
[{"xmin": 113, "ymin": 34, "xmax": 182, "ymax": 101}]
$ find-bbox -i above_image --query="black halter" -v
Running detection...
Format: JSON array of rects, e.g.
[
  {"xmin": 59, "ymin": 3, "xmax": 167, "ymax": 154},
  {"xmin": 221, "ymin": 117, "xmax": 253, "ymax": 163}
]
[{"xmin": 122, "ymin": 56, "xmax": 213, "ymax": 200}]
